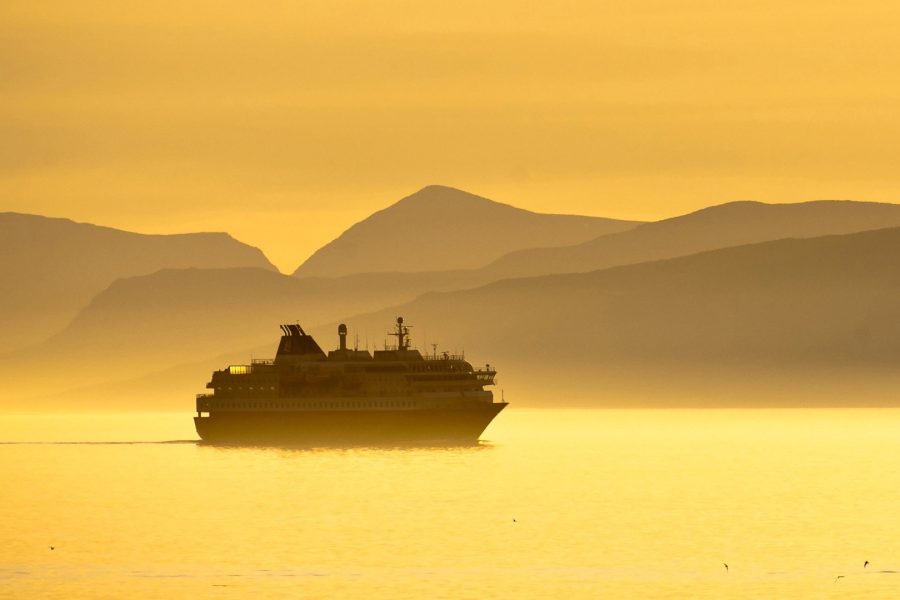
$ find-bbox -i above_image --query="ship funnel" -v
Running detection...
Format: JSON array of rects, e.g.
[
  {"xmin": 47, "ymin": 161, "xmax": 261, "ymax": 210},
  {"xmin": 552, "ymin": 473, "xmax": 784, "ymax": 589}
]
[{"xmin": 338, "ymin": 323, "xmax": 348, "ymax": 351}]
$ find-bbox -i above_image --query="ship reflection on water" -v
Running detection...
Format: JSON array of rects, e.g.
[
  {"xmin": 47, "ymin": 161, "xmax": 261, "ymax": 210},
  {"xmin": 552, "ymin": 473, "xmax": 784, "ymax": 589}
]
[{"xmin": 195, "ymin": 438, "xmax": 495, "ymax": 452}]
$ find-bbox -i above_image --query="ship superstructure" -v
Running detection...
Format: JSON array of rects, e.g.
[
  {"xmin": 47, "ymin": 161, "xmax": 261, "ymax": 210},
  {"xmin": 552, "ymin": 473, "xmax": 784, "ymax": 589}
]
[{"xmin": 194, "ymin": 317, "xmax": 506, "ymax": 443}]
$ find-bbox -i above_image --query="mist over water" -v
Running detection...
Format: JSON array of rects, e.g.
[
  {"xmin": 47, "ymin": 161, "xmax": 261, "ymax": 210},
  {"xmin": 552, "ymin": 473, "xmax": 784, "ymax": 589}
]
[{"xmin": 2, "ymin": 408, "xmax": 900, "ymax": 598}]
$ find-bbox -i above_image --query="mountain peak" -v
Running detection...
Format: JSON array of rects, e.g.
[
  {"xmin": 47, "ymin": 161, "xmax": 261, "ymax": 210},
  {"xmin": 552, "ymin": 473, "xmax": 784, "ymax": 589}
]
[
  {"xmin": 387, "ymin": 185, "xmax": 512, "ymax": 213},
  {"xmin": 293, "ymin": 186, "xmax": 639, "ymax": 277},
  {"xmin": 407, "ymin": 184, "xmax": 469, "ymax": 196}
]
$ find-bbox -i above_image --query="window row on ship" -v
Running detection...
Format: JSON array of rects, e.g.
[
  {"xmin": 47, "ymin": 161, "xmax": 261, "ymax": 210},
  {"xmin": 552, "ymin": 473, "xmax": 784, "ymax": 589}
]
[
  {"xmin": 213, "ymin": 399, "xmax": 419, "ymax": 410},
  {"xmin": 215, "ymin": 386, "xmax": 468, "ymax": 396}
]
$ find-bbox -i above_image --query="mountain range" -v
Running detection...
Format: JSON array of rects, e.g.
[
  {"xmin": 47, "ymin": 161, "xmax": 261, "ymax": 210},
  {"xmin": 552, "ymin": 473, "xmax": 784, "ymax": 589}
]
[
  {"xmin": 0, "ymin": 213, "xmax": 274, "ymax": 352},
  {"xmin": 3, "ymin": 187, "xmax": 900, "ymax": 408},
  {"xmin": 480, "ymin": 199, "xmax": 900, "ymax": 278},
  {"xmin": 326, "ymin": 226, "xmax": 900, "ymax": 406},
  {"xmin": 293, "ymin": 185, "xmax": 640, "ymax": 277}
]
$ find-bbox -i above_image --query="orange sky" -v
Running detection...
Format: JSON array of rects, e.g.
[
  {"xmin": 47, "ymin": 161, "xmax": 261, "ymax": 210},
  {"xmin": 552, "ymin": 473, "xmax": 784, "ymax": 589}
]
[{"xmin": 3, "ymin": 0, "xmax": 900, "ymax": 272}]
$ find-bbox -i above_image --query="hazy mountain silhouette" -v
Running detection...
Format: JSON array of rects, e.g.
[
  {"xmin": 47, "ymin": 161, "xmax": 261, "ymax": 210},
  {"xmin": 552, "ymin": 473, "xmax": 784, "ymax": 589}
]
[
  {"xmin": 290, "ymin": 199, "xmax": 900, "ymax": 314},
  {"xmin": 40, "ymin": 269, "xmax": 490, "ymax": 364},
  {"xmin": 0, "ymin": 267, "xmax": 489, "ymax": 400},
  {"xmin": 293, "ymin": 185, "xmax": 639, "ymax": 277},
  {"xmin": 0, "ymin": 213, "xmax": 275, "ymax": 352},
  {"xmin": 482, "ymin": 200, "xmax": 900, "ymax": 278},
  {"xmin": 37, "ymin": 347, "xmax": 267, "ymax": 409},
  {"xmin": 9, "ymin": 268, "xmax": 305, "ymax": 389},
  {"xmin": 318, "ymin": 226, "xmax": 900, "ymax": 407},
  {"xmin": 10, "ymin": 226, "xmax": 900, "ymax": 409}
]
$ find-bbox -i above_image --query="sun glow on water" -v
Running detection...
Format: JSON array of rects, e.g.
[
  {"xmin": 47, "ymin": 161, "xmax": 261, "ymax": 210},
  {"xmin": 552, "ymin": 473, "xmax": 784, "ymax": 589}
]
[{"xmin": 2, "ymin": 408, "xmax": 899, "ymax": 598}]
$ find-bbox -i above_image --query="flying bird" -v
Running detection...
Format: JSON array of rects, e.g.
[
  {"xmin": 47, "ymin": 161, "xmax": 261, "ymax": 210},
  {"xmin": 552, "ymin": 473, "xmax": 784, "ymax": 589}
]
[
  {"xmin": 864, "ymin": 561, "xmax": 870, "ymax": 568},
  {"xmin": 835, "ymin": 575, "xmax": 845, "ymax": 582},
  {"xmin": 49, "ymin": 546, "xmax": 54, "ymax": 551},
  {"xmin": 723, "ymin": 563, "xmax": 729, "ymax": 572}
]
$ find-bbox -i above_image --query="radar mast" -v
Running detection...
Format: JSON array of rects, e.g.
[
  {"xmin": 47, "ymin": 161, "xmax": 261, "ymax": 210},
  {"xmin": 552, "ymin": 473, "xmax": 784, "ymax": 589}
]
[{"xmin": 389, "ymin": 316, "xmax": 412, "ymax": 351}]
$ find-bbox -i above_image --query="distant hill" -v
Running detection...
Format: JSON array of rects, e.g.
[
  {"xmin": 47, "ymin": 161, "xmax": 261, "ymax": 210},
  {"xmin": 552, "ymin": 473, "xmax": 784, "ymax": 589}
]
[
  {"xmin": 293, "ymin": 185, "xmax": 639, "ymax": 277},
  {"xmin": 8, "ymin": 268, "xmax": 306, "ymax": 391},
  {"xmin": 12, "ymin": 226, "xmax": 900, "ymax": 410},
  {"xmin": 325, "ymin": 226, "xmax": 900, "ymax": 407},
  {"xmin": 41, "ymin": 268, "xmax": 492, "ymax": 366},
  {"xmin": 0, "ymin": 266, "xmax": 493, "ymax": 402},
  {"xmin": 9, "ymin": 205, "xmax": 900, "ymax": 409},
  {"xmin": 483, "ymin": 200, "xmax": 900, "ymax": 278},
  {"xmin": 0, "ymin": 213, "xmax": 275, "ymax": 352}
]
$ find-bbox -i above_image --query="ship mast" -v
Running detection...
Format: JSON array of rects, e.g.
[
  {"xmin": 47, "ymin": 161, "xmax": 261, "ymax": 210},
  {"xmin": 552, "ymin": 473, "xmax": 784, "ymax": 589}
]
[{"xmin": 388, "ymin": 316, "xmax": 412, "ymax": 351}]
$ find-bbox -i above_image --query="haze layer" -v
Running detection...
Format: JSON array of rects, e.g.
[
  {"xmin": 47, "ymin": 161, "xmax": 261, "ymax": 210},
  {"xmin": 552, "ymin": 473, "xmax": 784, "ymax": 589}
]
[{"xmin": 4, "ymin": 1, "xmax": 900, "ymax": 269}]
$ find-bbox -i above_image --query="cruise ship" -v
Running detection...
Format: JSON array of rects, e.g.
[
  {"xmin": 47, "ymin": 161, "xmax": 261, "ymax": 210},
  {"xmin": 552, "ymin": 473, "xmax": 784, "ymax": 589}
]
[{"xmin": 194, "ymin": 317, "xmax": 507, "ymax": 444}]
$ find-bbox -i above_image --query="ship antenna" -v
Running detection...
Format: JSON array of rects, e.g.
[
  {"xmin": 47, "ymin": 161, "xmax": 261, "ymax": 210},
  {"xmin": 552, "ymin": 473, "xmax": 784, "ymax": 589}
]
[
  {"xmin": 432, "ymin": 343, "xmax": 438, "ymax": 359},
  {"xmin": 388, "ymin": 316, "xmax": 413, "ymax": 351}
]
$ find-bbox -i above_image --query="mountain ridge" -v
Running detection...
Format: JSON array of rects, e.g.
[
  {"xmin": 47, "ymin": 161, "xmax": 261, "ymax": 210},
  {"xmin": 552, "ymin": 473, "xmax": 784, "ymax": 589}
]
[
  {"xmin": 293, "ymin": 185, "xmax": 641, "ymax": 277},
  {"xmin": 309, "ymin": 225, "xmax": 900, "ymax": 406},
  {"xmin": 481, "ymin": 198, "xmax": 900, "ymax": 278},
  {"xmin": 10, "ymin": 226, "xmax": 900, "ymax": 409},
  {"xmin": 0, "ymin": 212, "xmax": 276, "ymax": 353}
]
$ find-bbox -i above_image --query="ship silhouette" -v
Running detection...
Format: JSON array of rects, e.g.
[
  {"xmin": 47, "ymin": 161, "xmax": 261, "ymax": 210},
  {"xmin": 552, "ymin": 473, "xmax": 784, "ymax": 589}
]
[{"xmin": 194, "ymin": 317, "xmax": 507, "ymax": 443}]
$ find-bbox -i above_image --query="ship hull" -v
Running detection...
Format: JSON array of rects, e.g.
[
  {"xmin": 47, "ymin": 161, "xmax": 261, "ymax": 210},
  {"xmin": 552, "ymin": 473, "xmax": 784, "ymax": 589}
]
[{"xmin": 194, "ymin": 403, "xmax": 507, "ymax": 445}]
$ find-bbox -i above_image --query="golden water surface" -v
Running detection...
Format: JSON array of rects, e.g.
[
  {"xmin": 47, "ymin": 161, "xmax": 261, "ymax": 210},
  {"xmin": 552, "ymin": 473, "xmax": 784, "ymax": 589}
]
[{"xmin": 2, "ymin": 409, "xmax": 900, "ymax": 598}]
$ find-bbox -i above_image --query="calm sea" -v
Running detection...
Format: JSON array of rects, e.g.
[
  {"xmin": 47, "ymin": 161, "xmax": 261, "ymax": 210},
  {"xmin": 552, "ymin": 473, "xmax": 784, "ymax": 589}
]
[{"xmin": 2, "ymin": 408, "xmax": 899, "ymax": 598}]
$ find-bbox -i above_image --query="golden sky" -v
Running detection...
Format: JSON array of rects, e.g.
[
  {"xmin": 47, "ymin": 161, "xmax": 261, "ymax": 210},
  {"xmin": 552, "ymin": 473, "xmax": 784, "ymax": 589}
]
[{"xmin": 3, "ymin": 0, "xmax": 900, "ymax": 272}]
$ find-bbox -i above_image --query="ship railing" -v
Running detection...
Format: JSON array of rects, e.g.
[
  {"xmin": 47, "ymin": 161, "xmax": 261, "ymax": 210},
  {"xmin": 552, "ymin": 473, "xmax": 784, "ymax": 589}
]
[
  {"xmin": 475, "ymin": 365, "xmax": 496, "ymax": 380},
  {"xmin": 251, "ymin": 358, "xmax": 275, "ymax": 365},
  {"xmin": 377, "ymin": 344, "xmax": 467, "ymax": 361},
  {"xmin": 424, "ymin": 353, "xmax": 466, "ymax": 361}
]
